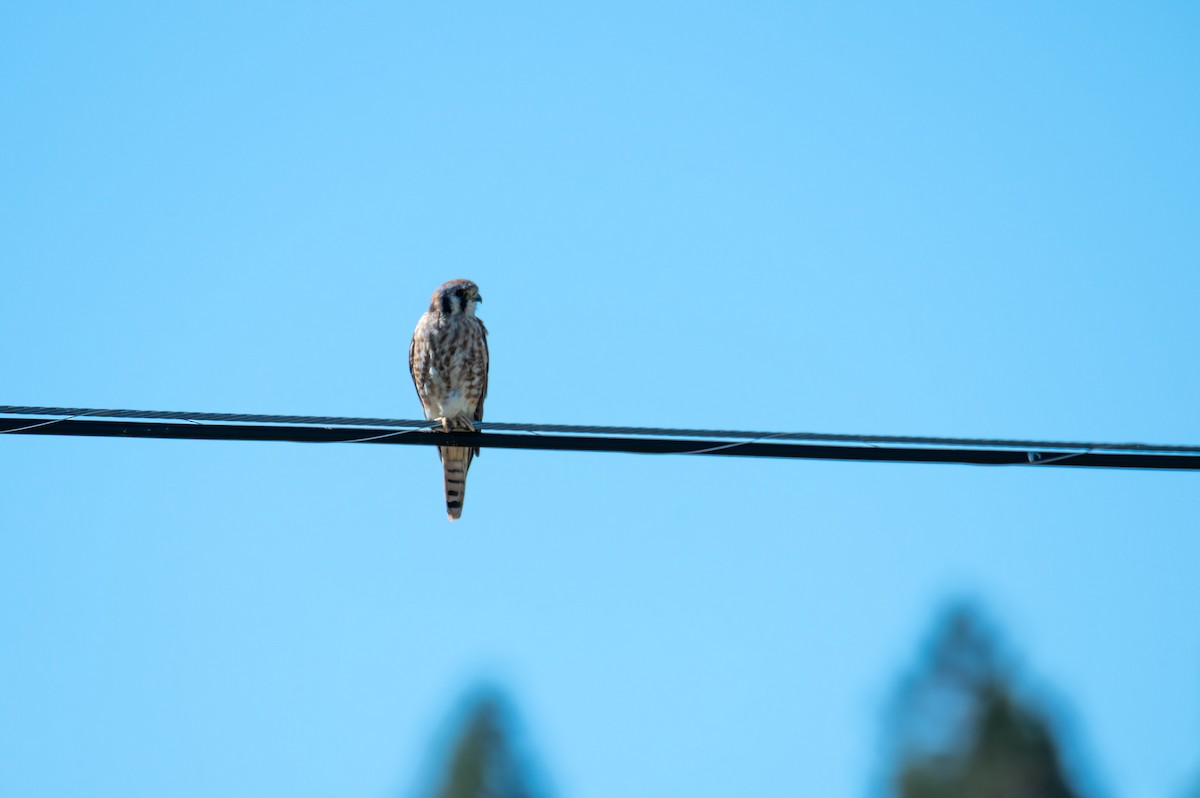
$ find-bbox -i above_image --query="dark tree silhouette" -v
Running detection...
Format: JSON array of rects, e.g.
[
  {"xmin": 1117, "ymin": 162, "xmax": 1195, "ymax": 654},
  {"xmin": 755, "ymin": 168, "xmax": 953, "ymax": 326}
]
[
  {"xmin": 887, "ymin": 603, "xmax": 1087, "ymax": 798},
  {"xmin": 426, "ymin": 688, "xmax": 544, "ymax": 798}
]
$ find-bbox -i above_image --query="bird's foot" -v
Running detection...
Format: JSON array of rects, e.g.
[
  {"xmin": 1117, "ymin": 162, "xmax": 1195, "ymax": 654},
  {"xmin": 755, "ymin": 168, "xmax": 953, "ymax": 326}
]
[{"xmin": 435, "ymin": 417, "xmax": 475, "ymax": 433}]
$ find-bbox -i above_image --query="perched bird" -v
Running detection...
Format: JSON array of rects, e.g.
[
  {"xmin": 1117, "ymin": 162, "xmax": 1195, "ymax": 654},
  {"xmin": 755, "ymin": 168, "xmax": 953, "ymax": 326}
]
[{"xmin": 409, "ymin": 279, "xmax": 489, "ymax": 520}]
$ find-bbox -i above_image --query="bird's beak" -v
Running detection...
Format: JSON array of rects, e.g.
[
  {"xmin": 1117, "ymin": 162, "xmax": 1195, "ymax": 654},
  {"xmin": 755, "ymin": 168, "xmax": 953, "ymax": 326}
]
[{"xmin": 474, "ymin": 293, "xmax": 483, "ymax": 304}]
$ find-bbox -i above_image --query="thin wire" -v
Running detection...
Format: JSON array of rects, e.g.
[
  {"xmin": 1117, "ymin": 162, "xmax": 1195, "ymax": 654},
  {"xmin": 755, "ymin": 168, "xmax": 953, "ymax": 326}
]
[
  {"xmin": 0, "ymin": 404, "xmax": 1197, "ymax": 456},
  {"xmin": 336, "ymin": 427, "xmax": 428, "ymax": 444},
  {"xmin": 677, "ymin": 431, "xmax": 799, "ymax": 456},
  {"xmin": 1024, "ymin": 450, "xmax": 1091, "ymax": 466},
  {"xmin": 0, "ymin": 409, "xmax": 99, "ymax": 435},
  {"xmin": 0, "ymin": 417, "xmax": 77, "ymax": 434},
  {"xmin": 0, "ymin": 405, "xmax": 438, "ymax": 429}
]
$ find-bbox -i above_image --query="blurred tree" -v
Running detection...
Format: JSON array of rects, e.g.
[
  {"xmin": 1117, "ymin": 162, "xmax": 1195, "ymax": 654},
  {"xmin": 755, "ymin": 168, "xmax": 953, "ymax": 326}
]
[
  {"xmin": 1186, "ymin": 768, "xmax": 1200, "ymax": 798},
  {"xmin": 425, "ymin": 688, "xmax": 544, "ymax": 798},
  {"xmin": 887, "ymin": 603, "xmax": 1087, "ymax": 798}
]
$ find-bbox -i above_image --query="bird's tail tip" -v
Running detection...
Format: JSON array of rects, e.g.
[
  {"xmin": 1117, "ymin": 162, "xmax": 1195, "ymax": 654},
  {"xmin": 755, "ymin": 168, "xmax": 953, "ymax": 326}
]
[{"xmin": 440, "ymin": 443, "xmax": 471, "ymax": 521}]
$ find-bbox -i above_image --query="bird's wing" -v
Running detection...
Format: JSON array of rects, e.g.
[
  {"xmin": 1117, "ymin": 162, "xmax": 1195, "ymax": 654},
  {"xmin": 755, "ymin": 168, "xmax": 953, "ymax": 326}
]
[
  {"xmin": 409, "ymin": 317, "xmax": 436, "ymax": 420},
  {"xmin": 473, "ymin": 321, "xmax": 489, "ymax": 423}
]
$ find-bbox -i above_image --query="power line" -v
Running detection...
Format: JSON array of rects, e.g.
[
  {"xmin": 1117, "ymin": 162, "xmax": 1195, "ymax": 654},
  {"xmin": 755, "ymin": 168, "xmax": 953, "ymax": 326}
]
[
  {"xmin": 1, "ymin": 405, "xmax": 1197, "ymax": 471},
  {"xmin": 1, "ymin": 405, "xmax": 1197, "ymax": 454}
]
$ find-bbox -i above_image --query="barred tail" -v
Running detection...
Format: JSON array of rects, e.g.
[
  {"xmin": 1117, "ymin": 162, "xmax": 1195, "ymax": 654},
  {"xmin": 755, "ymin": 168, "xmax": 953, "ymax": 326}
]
[{"xmin": 440, "ymin": 445, "xmax": 473, "ymax": 520}]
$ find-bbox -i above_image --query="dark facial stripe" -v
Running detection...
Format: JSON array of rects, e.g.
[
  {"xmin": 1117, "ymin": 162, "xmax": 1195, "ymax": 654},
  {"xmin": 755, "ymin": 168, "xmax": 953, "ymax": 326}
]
[{"xmin": 441, "ymin": 293, "xmax": 453, "ymax": 314}]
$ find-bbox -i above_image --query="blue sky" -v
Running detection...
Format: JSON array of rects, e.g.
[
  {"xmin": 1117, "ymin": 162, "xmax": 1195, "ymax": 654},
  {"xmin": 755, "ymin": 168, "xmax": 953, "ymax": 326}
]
[{"xmin": 1, "ymin": 2, "xmax": 1198, "ymax": 797}]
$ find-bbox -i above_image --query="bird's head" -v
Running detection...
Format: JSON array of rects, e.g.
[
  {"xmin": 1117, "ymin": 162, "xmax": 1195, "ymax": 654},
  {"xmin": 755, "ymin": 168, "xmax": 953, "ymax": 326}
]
[{"xmin": 430, "ymin": 279, "xmax": 483, "ymax": 317}]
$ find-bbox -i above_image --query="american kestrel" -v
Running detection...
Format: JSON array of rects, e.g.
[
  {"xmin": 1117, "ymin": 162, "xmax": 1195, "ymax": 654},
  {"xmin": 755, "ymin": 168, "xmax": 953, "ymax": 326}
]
[{"xmin": 409, "ymin": 279, "xmax": 489, "ymax": 520}]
